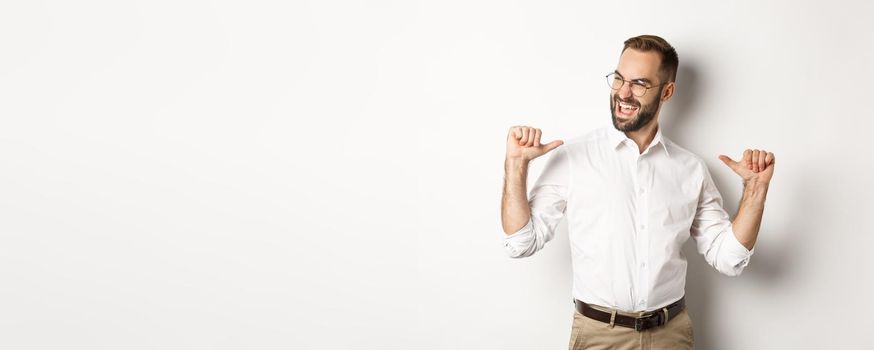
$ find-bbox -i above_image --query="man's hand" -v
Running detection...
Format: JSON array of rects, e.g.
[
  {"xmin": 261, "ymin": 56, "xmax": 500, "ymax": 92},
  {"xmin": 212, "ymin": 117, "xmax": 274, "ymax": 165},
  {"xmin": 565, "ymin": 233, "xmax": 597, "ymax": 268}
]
[
  {"xmin": 505, "ymin": 126, "xmax": 564, "ymax": 162},
  {"xmin": 719, "ymin": 149, "xmax": 775, "ymax": 251},
  {"xmin": 502, "ymin": 125, "xmax": 563, "ymax": 236},
  {"xmin": 718, "ymin": 149, "xmax": 776, "ymax": 185}
]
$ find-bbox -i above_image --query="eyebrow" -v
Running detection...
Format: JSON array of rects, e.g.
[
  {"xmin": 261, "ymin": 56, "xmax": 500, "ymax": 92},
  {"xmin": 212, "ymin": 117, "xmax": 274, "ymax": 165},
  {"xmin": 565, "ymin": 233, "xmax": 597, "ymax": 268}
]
[{"xmin": 614, "ymin": 70, "xmax": 653, "ymax": 85}]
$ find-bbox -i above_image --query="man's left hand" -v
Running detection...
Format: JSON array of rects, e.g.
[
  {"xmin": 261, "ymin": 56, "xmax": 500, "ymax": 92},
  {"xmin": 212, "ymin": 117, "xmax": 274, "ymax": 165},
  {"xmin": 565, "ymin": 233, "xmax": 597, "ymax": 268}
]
[{"xmin": 718, "ymin": 149, "xmax": 775, "ymax": 185}]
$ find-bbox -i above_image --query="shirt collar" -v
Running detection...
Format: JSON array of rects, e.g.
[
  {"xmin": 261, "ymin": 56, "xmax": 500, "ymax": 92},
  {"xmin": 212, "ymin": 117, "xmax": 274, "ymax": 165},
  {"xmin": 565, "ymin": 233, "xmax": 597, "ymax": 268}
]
[{"xmin": 607, "ymin": 126, "xmax": 671, "ymax": 158}]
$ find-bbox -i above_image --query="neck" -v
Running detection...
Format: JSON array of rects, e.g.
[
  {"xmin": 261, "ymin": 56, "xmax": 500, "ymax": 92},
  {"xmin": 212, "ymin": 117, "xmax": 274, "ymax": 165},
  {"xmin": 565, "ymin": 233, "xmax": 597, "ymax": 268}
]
[{"xmin": 624, "ymin": 120, "xmax": 659, "ymax": 154}]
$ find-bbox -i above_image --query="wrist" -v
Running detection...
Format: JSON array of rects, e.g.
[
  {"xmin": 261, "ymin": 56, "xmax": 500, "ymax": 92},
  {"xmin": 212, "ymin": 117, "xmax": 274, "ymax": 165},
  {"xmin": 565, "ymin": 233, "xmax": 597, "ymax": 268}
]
[
  {"xmin": 505, "ymin": 157, "xmax": 530, "ymax": 170},
  {"xmin": 743, "ymin": 178, "xmax": 770, "ymax": 190},
  {"xmin": 742, "ymin": 179, "xmax": 770, "ymax": 199}
]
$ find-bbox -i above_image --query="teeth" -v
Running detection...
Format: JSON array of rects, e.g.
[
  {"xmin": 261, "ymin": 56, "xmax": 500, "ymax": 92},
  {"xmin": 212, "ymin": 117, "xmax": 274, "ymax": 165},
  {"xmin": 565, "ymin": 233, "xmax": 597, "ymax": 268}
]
[{"xmin": 619, "ymin": 102, "xmax": 638, "ymax": 109}]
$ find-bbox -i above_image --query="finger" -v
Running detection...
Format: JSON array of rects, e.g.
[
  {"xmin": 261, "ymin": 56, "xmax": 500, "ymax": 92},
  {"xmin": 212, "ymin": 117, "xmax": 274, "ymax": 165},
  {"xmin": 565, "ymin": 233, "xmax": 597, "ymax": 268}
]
[
  {"xmin": 718, "ymin": 155, "xmax": 741, "ymax": 172},
  {"xmin": 755, "ymin": 149, "xmax": 765, "ymax": 172},
  {"xmin": 756, "ymin": 149, "xmax": 765, "ymax": 171},
  {"xmin": 758, "ymin": 150, "xmax": 767, "ymax": 171},
  {"xmin": 533, "ymin": 129, "xmax": 542, "ymax": 147},
  {"xmin": 520, "ymin": 127, "xmax": 529, "ymax": 145},
  {"xmin": 750, "ymin": 150, "xmax": 759, "ymax": 172},
  {"xmin": 526, "ymin": 128, "xmax": 536, "ymax": 147},
  {"xmin": 743, "ymin": 149, "xmax": 752, "ymax": 169},
  {"xmin": 765, "ymin": 152, "xmax": 775, "ymax": 166},
  {"xmin": 511, "ymin": 126, "xmax": 521, "ymax": 141},
  {"xmin": 542, "ymin": 140, "xmax": 564, "ymax": 153}
]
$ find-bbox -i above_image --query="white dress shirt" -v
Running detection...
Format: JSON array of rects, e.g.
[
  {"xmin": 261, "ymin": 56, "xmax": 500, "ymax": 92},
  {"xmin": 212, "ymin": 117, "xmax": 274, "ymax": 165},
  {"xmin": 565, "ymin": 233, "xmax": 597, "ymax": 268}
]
[{"xmin": 504, "ymin": 126, "xmax": 754, "ymax": 312}]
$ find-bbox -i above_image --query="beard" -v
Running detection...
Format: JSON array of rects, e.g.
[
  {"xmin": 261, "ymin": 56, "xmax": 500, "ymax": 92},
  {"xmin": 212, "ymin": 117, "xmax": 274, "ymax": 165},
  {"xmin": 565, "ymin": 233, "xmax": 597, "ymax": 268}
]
[{"xmin": 610, "ymin": 88, "xmax": 662, "ymax": 132}]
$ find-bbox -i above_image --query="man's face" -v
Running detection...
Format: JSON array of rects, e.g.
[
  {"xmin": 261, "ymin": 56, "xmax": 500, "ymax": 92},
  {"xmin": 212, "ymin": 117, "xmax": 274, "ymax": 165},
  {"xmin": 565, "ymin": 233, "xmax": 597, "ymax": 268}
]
[{"xmin": 610, "ymin": 49, "xmax": 667, "ymax": 132}]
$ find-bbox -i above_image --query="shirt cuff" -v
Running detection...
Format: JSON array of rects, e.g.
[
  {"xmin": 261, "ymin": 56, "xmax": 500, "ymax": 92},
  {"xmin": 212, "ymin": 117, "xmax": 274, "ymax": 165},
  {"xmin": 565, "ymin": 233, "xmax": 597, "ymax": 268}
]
[
  {"xmin": 503, "ymin": 219, "xmax": 535, "ymax": 258},
  {"xmin": 505, "ymin": 219, "xmax": 534, "ymax": 239},
  {"xmin": 723, "ymin": 225, "xmax": 755, "ymax": 265}
]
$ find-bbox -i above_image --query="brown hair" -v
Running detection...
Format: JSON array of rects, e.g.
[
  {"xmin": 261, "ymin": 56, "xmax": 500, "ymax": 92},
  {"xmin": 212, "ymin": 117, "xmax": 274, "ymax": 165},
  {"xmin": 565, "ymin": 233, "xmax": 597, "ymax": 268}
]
[{"xmin": 622, "ymin": 35, "xmax": 679, "ymax": 83}]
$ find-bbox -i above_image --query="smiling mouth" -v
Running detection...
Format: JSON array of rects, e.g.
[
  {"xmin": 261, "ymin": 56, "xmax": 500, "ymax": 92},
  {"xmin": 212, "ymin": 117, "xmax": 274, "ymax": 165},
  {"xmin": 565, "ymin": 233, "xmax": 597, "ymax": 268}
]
[{"xmin": 616, "ymin": 100, "xmax": 639, "ymax": 117}]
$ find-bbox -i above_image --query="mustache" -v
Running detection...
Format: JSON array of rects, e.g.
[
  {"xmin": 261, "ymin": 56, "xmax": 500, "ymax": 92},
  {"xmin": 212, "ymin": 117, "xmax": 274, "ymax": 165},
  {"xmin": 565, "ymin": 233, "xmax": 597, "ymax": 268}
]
[{"xmin": 613, "ymin": 96, "xmax": 640, "ymax": 107}]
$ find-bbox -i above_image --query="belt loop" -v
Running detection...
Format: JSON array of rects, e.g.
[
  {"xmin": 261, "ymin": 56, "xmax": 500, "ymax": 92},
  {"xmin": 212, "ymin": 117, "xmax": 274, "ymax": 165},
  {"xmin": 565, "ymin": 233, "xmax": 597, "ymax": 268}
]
[
  {"xmin": 662, "ymin": 307, "xmax": 670, "ymax": 325},
  {"xmin": 608, "ymin": 310, "xmax": 616, "ymax": 328}
]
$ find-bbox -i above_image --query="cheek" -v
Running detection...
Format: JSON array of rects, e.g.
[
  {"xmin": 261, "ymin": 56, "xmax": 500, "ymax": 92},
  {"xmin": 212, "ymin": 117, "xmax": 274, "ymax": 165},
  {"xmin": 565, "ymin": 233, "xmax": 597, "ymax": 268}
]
[{"xmin": 641, "ymin": 95, "xmax": 659, "ymax": 108}]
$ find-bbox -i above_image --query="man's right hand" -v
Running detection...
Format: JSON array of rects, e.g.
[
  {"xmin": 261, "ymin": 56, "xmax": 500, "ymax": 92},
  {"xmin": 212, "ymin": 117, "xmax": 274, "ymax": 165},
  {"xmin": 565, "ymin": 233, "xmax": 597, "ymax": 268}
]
[{"xmin": 505, "ymin": 125, "xmax": 564, "ymax": 162}]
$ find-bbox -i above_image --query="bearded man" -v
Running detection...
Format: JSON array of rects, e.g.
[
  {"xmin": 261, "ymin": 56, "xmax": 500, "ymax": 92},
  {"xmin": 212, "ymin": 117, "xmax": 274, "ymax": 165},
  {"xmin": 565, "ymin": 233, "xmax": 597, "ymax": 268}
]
[{"xmin": 500, "ymin": 35, "xmax": 775, "ymax": 350}]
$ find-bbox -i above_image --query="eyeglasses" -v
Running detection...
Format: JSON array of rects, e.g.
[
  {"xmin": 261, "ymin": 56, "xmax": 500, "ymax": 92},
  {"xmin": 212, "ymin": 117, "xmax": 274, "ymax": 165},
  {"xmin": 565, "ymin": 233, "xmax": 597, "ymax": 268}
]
[{"xmin": 605, "ymin": 73, "xmax": 667, "ymax": 97}]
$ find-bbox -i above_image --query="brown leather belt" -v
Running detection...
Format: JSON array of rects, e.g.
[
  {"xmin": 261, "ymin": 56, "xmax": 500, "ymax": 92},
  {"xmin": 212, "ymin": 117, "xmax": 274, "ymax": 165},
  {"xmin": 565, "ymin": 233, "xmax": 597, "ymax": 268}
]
[{"xmin": 573, "ymin": 297, "xmax": 685, "ymax": 332}]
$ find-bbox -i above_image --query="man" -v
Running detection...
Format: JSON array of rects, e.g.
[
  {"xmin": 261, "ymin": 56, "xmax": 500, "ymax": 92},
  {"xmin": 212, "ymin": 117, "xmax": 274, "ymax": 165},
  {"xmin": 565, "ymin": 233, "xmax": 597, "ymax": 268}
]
[{"xmin": 500, "ymin": 35, "xmax": 775, "ymax": 350}]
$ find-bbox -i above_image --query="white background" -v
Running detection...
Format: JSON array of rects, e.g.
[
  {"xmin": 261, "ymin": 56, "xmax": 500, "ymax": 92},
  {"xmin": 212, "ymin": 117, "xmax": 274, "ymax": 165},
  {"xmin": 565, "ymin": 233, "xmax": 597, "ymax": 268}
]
[{"xmin": 1, "ymin": 0, "xmax": 873, "ymax": 349}]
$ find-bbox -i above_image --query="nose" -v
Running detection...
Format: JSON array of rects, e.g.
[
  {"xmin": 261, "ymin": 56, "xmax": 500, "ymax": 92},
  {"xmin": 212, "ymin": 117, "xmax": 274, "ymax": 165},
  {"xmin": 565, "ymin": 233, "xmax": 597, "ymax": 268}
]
[{"xmin": 617, "ymin": 81, "xmax": 634, "ymax": 99}]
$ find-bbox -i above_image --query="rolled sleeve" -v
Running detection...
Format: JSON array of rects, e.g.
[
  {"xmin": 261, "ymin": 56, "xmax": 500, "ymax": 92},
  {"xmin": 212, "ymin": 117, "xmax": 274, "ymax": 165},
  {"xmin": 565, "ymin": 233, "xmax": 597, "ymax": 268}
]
[
  {"xmin": 503, "ymin": 218, "xmax": 536, "ymax": 258},
  {"xmin": 501, "ymin": 146, "xmax": 570, "ymax": 259},
  {"xmin": 709, "ymin": 225, "xmax": 755, "ymax": 276},
  {"xmin": 690, "ymin": 163, "xmax": 755, "ymax": 277}
]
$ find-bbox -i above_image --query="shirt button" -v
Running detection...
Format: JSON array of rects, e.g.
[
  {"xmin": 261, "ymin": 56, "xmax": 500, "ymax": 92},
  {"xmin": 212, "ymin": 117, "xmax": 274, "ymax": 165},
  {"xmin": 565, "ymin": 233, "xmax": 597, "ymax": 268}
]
[
  {"xmin": 638, "ymin": 188, "xmax": 645, "ymax": 195},
  {"xmin": 640, "ymin": 224, "xmax": 646, "ymax": 230}
]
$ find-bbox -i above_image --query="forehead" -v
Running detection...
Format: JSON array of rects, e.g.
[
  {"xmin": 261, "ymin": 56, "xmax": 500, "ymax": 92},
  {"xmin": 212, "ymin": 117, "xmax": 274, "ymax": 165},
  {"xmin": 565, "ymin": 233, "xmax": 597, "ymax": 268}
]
[{"xmin": 616, "ymin": 49, "xmax": 662, "ymax": 81}]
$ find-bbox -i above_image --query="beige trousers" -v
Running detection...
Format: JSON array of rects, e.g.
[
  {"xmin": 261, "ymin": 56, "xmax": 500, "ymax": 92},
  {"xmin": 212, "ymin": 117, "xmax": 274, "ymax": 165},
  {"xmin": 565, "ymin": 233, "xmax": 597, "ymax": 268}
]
[{"xmin": 567, "ymin": 307, "xmax": 694, "ymax": 350}]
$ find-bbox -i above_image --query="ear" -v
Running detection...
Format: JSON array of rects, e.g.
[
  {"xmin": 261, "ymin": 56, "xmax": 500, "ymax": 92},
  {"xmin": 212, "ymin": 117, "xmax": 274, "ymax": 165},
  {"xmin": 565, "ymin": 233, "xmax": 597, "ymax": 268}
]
[{"xmin": 661, "ymin": 81, "xmax": 675, "ymax": 102}]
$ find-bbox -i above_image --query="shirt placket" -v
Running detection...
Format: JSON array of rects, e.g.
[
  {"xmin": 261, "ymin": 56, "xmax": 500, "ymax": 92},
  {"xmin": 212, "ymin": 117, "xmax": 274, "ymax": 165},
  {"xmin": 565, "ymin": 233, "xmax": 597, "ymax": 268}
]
[{"xmin": 634, "ymin": 151, "xmax": 651, "ymax": 311}]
